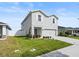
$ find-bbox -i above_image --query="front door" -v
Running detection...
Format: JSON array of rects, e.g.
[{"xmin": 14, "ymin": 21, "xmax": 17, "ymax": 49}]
[{"xmin": 34, "ymin": 28, "xmax": 37, "ymax": 35}]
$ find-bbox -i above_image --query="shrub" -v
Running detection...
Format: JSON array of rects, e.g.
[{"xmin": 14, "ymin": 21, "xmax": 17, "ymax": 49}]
[
  {"xmin": 65, "ymin": 31, "xmax": 71, "ymax": 35},
  {"xmin": 64, "ymin": 34, "xmax": 68, "ymax": 37},
  {"xmin": 59, "ymin": 32, "xmax": 65, "ymax": 36},
  {"xmin": 73, "ymin": 34, "xmax": 77, "ymax": 36},
  {"xmin": 43, "ymin": 36, "xmax": 51, "ymax": 39},
  {"xmin": 26, "ymin": 34, "xmax": 32, "ymax": 38},
  {"xmin": 33, "ymin": 35, "xmax": 41, "ymax": 38},
  {"xmin": 59, "ymin": 32, "xmax": 68, "ymax": 37}
]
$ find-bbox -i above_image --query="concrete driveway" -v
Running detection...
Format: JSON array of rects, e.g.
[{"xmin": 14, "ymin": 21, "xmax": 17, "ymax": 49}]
[
  {"xmin": 39, "ymin": 36, "xmax": 79, "ymax": 57},
  {"xmin": 53, "ymin": 36, "xmax": 79, "ymax": 45}
]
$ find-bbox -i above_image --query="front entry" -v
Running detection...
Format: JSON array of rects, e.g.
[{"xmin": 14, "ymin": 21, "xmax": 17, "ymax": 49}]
[
  {"xmin": 0, "ymin": 26, "xmax": 2, "ymax": 38},
  {"xmin": 34, "ymin": 27, "xmax": 42, "ymax": 37},
  {"xmin": 34, "ymin": 28, "xmax": 37, "ymax": 35}
]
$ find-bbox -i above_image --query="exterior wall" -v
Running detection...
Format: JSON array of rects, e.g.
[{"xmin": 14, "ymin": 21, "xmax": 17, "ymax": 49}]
[
  {"xmin": 2, "ymin": 25, "xmax": 7, "ymax": 38},
  {"xmin": 6, "ymin": 28, "xmax": 9, "ymax": 36},
  {"xmin": 21, "ymin": 11, "xmax": 58, "ymax": 37},
  {"xmin": 0, "ymin": 25, "xmax": 10, "ymax": 38},
  {"xmin": 31, "ymin": 12, "xmax": 58, "ymax": 37},
  {"xmin": 21, "ymin": 14, "xmax": 32, "ymax": 36}
]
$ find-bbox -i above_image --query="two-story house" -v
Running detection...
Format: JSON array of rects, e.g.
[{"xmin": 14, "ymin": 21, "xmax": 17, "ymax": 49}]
[{"xmin": 21, "ymin": 10, "xmax": 58, "ymax": 38}]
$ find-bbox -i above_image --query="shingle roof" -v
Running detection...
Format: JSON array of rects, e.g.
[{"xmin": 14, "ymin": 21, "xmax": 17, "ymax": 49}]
[
  {"xmin": 0, "ymin": 22, "xmax": 6, "ymax": 24},
  {"xmin": 58, "ymin": 26, "xmax": 79, "ymax": 30},
  {"xmin": 0, "ymin": 22, "xmax": 11, "ymax": 30},
  {"xmin": 32, "ymin": 10, "xmax": 58, "ymax": 19}
]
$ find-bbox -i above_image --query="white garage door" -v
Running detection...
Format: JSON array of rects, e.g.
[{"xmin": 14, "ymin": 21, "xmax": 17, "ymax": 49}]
[{"xmin": 42, "ymin": 29, "xmax": 56, "ymax": 37}]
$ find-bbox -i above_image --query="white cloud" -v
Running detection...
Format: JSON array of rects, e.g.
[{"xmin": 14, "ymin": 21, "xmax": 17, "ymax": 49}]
[
  {"xmin": 54, "ymin": 8, "xmax": 79, "ymax": 18},
  {"xmin": 0, "ymin": 2, "xmax": 35, "ymax": 13},
  {"xmin": 54, "ymin": 8, "xmax": 79, "ymax": 27},
  {"xmin": 25, "ymin": 2, "xmax": 34, "ymax": 12},
  {"xmin": 0, "ymin": 6, "xmax": 25, "ymax": 13}
]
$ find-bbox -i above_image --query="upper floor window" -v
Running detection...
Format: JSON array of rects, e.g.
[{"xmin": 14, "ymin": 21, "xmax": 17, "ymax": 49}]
[
  {"xmin": 53, "ymin": 18, "xmax": 55, "ymax": 23},
  {"xmin": 38, "ymin": 15, "xmax": 41, "ymax": 21}
]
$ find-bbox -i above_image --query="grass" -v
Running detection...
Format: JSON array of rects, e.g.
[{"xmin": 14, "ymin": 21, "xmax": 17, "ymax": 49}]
[
  {"xmin": 68, "ymin": 36, "xmax": 79, "ymax": 40},
  {"xmin": 0, "ymin": 36, "xmax": 72, "ymax": 57}
]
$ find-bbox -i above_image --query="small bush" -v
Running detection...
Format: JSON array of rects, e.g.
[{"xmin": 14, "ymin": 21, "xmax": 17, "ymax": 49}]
[
  {"xmin": 64, "ymin": 34, "xmax": 68, "ymax": 37},
  {"xmin": 59, "ymin": 32, "xmax": 65, "ymax": 36},
  {"xmin": 59, "ymin": 32, "xmax": 68, "ymax": 37},
  {"xmin": 33, "ymin": 35, "xmax": 41, "ymax": 38},
  {"xmin": 43, "ymin": 36, "xmax": 51, "ymax": 39},
  {"xmin": 65, "ymin": 31, "xmax": 71, "ymax": 35},
  {"xmin": 73, "ymin": 34, "xmax": 77, "ymax": 36},
  {"xmin": 26, "ymin": 34, "xmax": 32, "ymax": 38}
]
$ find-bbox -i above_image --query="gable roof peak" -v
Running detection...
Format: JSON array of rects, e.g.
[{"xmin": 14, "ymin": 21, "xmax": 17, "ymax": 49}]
[
  {"xmin": 0, "ymin": 22, "xmax": 11, "ymax": 30},
  {"xmin": 21, "ymin": 10, "xmax": 58, "ymax": 24},
  {"xmin": 31, "ymin": 10, "xmax": 58, "ymax": 19}
]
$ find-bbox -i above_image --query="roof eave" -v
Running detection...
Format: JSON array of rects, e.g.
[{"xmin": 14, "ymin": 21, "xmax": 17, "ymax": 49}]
[
  {"xmin": 6, "ymin": 25, "xmax": 12, "ymax": 30},
  {"xmin": 21, "ymin": 10, "xmax": 59, "ymax": 24},
  {"xmin": 21, "ymin": 11, "xmax": 32, "ymax": 25}
]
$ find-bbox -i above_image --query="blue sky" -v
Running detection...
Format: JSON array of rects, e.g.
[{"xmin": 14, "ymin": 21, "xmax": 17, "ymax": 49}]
[{"xmin": 0, "ymin": 2, "xmax": 79, "ymax": 35}]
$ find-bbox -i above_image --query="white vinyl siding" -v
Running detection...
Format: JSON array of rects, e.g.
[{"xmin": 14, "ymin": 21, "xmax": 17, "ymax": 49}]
[{"xmin": 21, "ymin": 11, "xmax": 58, "ymax": 37}]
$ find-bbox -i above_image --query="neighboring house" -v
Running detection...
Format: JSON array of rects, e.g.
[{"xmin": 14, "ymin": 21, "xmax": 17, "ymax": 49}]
[
  {"xmin": 58, "ymin": 26, "xmax": 79, "ymax": 36},
  {"xmin": 58, "ymin": 26, "xmax": 66, "ymax": 34},
  {"xmin": 65, "ymin": 28, "xmax": 79, "ymax": 36},
  {"xmin": 0, "ymin": 22, "xmax": 11, "ymax": 38},
  {"xmin": 20, "ymin": 10, "xmax": 58, "ymax": 38}
]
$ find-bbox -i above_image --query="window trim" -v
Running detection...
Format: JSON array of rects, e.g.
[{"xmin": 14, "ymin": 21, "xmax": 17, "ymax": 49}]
[{"xmin": 53, "ymin": 18, "xmax": 55, "ymax": 23}]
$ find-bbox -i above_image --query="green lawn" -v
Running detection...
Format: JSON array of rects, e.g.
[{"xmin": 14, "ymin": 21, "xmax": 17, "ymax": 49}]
[
  {"xmin": 68, "ymin": 36, "xmax": 79, "ymax": 40},
  {"xmin": 0, "ymin": 36, "xmax": 72, "ymax": 57}
]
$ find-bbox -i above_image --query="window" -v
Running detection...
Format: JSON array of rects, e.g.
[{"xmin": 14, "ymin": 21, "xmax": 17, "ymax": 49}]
[
  {"xmin": 38, "ymin": 15, "xmax": 41, "ymax": 21},
  {"xmin": 53, "ymin": 18, "xmax": 55, "ymax": 23}
]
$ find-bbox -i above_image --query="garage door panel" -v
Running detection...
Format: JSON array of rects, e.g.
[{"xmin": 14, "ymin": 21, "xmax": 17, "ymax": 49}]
[{"xmin": 42, "ymin": 30, "xmax": 56, "ymax": 37}]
